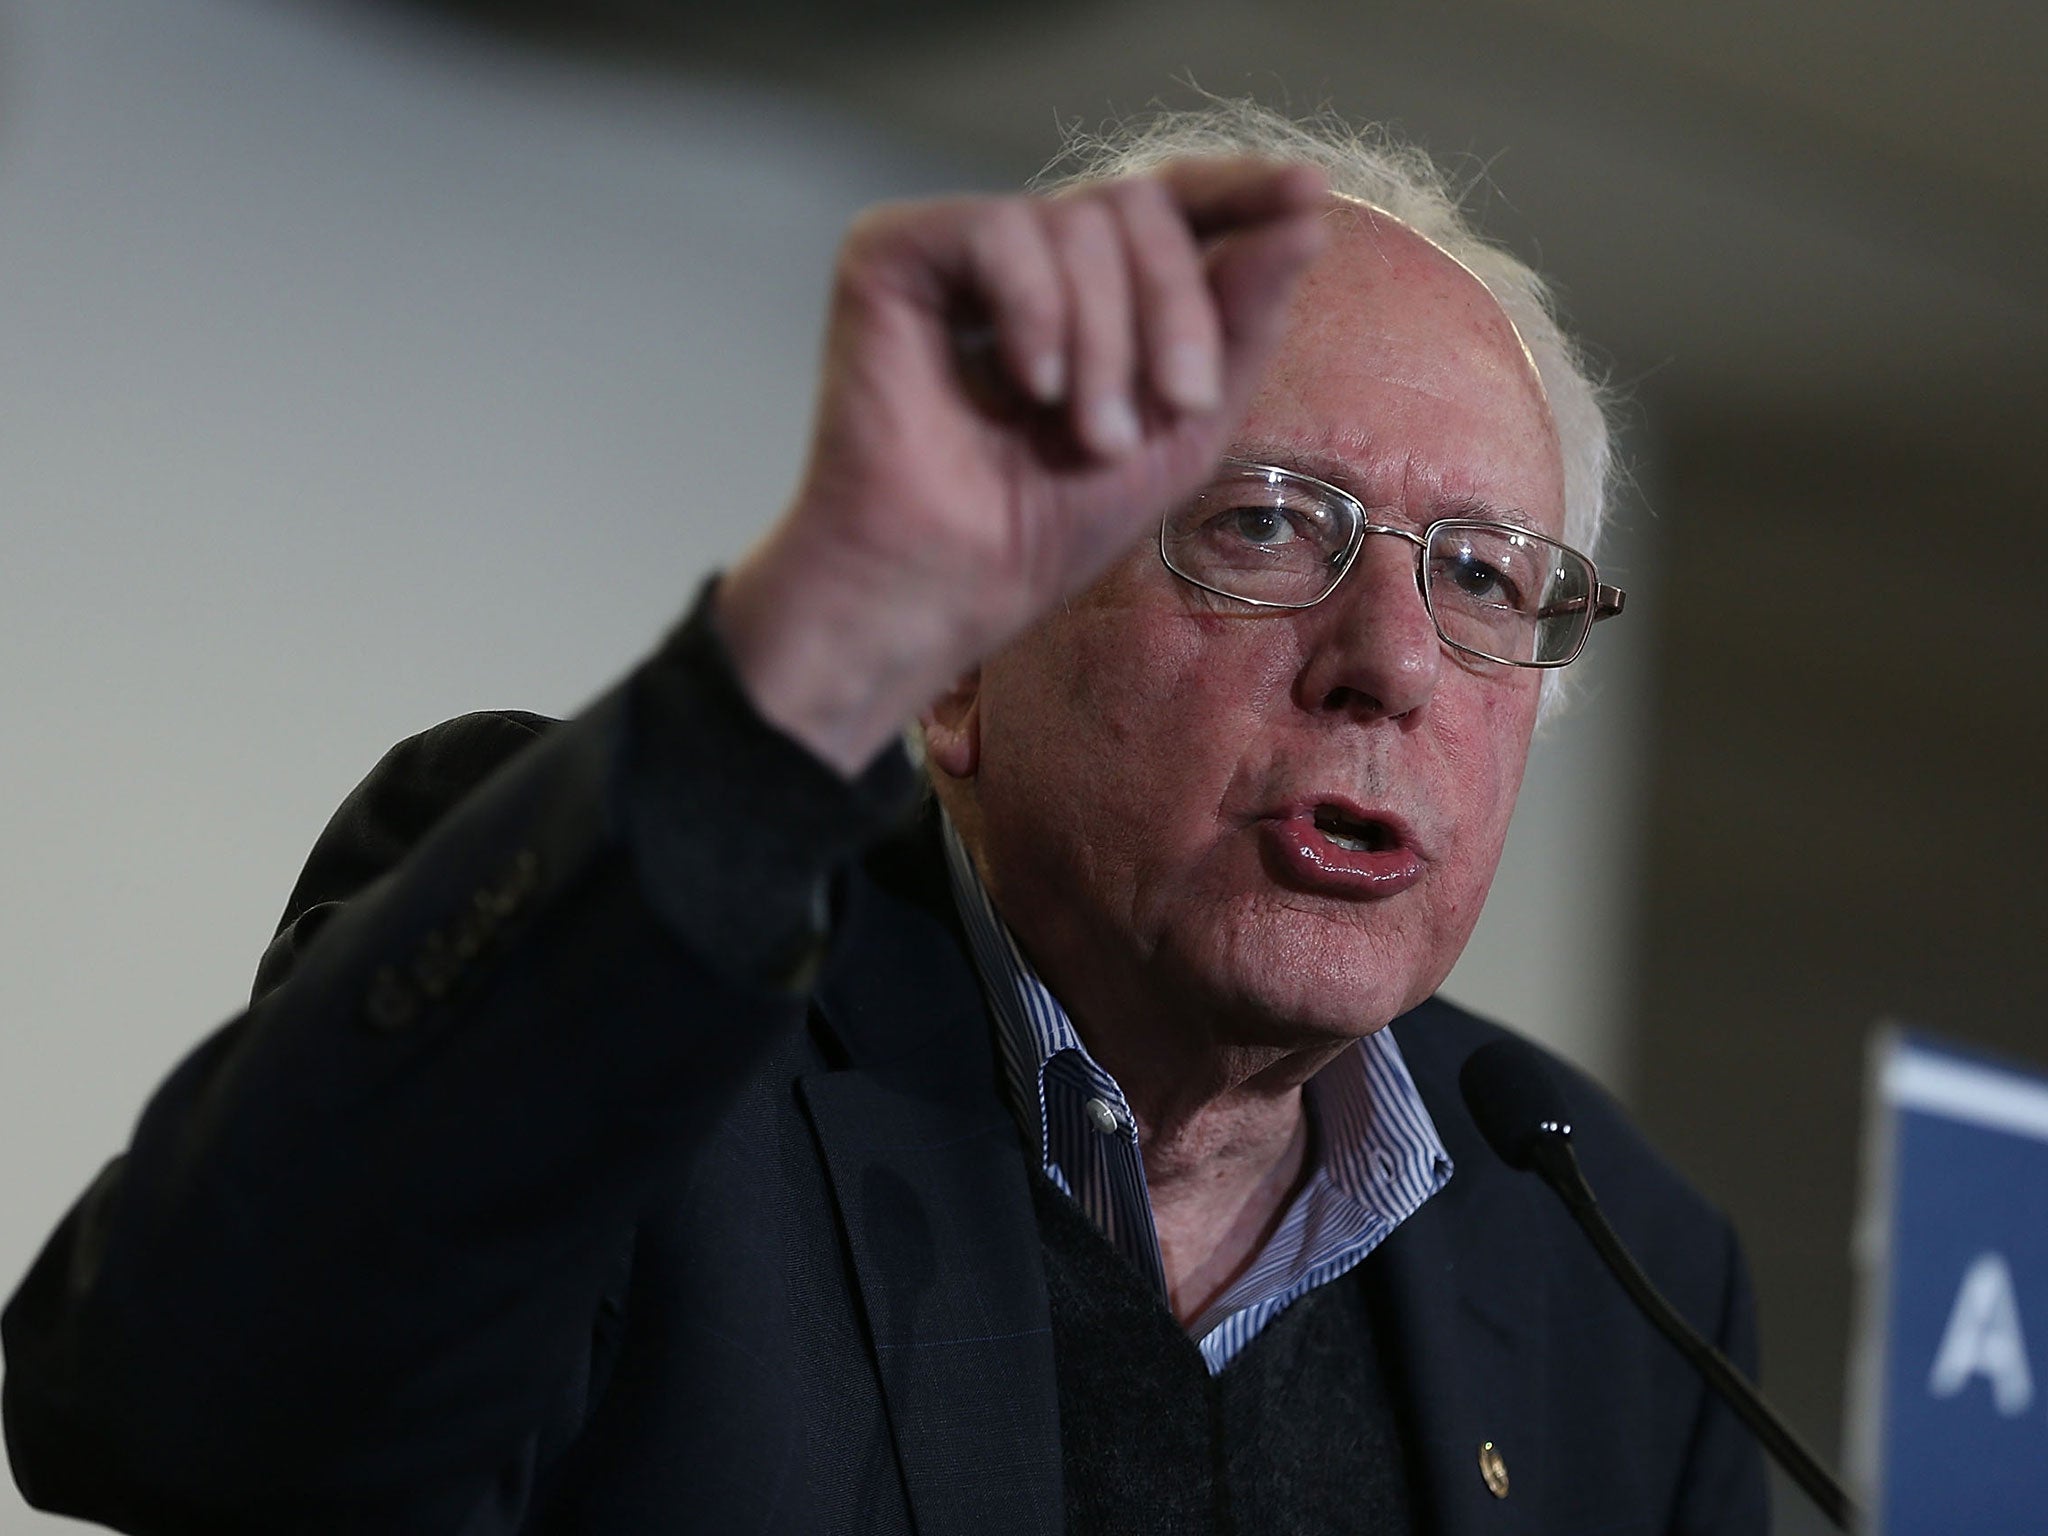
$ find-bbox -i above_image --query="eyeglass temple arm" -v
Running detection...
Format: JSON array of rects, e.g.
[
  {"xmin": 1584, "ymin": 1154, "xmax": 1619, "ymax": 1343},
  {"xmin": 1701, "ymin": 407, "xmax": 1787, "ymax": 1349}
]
[{"xmin": 1537, "ymin": 584, "xmax": 1627, "ymax": 624}]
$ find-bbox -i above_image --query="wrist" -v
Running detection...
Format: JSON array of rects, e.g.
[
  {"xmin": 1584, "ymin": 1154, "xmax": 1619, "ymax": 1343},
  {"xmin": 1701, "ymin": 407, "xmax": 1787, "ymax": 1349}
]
[{"xmin": 713, "ymin": 524, "xmax": 958, "ymax": 778}]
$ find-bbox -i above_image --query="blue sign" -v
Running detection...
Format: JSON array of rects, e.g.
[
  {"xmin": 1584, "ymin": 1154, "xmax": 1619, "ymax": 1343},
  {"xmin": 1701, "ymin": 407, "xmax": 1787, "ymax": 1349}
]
[{"xmin": 1851, "ymin": 1031, "xmax": 2048, "ymax": 1535}]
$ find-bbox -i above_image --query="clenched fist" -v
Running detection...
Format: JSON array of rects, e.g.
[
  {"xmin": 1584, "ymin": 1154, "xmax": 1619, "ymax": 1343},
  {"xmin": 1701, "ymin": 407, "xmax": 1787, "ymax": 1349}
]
[{"xmin": 716, "ymin": 157, "xmax": 1330, "ymax": 775}]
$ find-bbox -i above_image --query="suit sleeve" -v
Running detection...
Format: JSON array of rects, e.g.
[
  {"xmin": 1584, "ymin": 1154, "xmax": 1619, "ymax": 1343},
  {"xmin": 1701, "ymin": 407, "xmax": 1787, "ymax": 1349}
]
[{"xmin": 2, "ymin": 587, "xmax": 918, "ymax": 1534}]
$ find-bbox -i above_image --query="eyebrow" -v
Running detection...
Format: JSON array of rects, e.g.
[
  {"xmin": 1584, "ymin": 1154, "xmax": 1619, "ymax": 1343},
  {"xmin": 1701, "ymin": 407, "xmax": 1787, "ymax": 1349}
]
[
  {"xmin": 1430, "ymin": 493, "xmax": 1539, "ymax": 532},
  {"xmin": 1228, "ymin": 445, "xmax": 1541, "ymax": 532}
]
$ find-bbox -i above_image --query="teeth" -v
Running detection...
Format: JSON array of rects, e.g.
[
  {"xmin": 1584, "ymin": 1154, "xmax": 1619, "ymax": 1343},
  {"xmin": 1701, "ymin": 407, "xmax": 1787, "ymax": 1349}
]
[{"xmin": 1313, "ymin": 806, "xmax": 1384, "ymax": 853}]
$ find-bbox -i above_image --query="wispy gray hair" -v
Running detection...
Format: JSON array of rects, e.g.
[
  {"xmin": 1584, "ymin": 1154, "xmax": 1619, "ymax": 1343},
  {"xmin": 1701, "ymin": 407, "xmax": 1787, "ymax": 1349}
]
[{"xmin": 1035, "ymin": 100, "xmax": 1615, "ymax": 568}]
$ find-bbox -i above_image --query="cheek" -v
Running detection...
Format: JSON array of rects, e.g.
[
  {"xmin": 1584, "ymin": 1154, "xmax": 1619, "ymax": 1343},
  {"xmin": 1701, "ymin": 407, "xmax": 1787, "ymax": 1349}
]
[
  {"xmin": 974, "ymin": 610, "xmax": 1159, "ymax": 853},
  {"xmin": 974, "ymin": 604, "xmax": 1302, "ymax": 895},
  {"xmin": 989, "ymin": 602, "xmax": 1288, "ymax": 768},
  {"xmin": 1437, "ymin": 676, "xmax": 1540, "ymax": 875}
]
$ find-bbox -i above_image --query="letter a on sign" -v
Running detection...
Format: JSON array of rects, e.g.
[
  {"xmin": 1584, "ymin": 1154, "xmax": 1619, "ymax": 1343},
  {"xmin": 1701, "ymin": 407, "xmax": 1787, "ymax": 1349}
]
[
  {"xmin": 1855, "ymin": 1031, "xmax": 2048, "ymax": 1530},
  {"xmin": 1926, "ymin": 1252, "xmax": 2034, "ymax": 1417}
]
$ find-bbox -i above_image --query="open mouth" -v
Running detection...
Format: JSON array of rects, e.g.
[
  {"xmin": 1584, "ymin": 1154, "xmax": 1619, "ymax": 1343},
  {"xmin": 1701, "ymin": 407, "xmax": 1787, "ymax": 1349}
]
[
  {"xmin": 1261, "ymin": 803, "xmax": 1422, "ymax": 898},
  {"xmin": 1312, "ymin": 804, "xmax": 1397, "ymax": 854}
]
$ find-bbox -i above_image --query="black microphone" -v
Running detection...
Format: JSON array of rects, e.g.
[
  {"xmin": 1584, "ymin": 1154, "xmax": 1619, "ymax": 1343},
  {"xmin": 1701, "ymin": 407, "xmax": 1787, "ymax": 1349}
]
[{"xmin": 1458, "ymin": 1037, "xmax": 1856, "ymax": 1531}]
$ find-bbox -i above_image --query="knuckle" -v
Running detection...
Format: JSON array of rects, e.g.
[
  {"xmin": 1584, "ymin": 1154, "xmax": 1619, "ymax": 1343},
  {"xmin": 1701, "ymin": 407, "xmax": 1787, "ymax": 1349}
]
[
  {"xmin": 841, "ymin": 198, "xmax": 920, "ymax": 256},
  {"xmin": 969, "ymin": 196, "xmax": 1033, "ymax": 249},
  {"xmin": 964, "ymin": 199, "xmax": 1039, "ymax": 276},
  {"xmin": 833, "ymin": 200, "xmax": 929, "ymax": 289},
  {"xmin": 966, "ymin": 208, "xmax": 1062, "ymax": 332},
  {"xmin": 1051, "ymin": 196, "xmax": 1118, "ymax": 257},
  {"xmin": 1109, "ymin": 174, "xmax": 1175, "ymax": 227}
]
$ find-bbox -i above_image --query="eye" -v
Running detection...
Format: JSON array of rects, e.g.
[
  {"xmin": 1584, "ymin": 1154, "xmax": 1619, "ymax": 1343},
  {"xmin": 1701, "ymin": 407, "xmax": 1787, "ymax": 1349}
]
[
  {"xmin": 1446, "ymin": 552, "xmax": 1512, "ymax": 601},
  {"xmin": 1159, "ymin": 468, "xmax": 1356, "ymax": 605},
  {"xmin": 1221, "ymin": 503, "xmax": 1299, "ymax": 548},
  {"xmin": 1431, "ymin": 541, "xmax": 1534, "ymax": 613}
]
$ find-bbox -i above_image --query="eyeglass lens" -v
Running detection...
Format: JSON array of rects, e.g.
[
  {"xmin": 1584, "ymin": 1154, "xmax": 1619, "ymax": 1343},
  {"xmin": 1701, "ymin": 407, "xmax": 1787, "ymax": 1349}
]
[{"xmin": 1160, "ymin": 465, "xmax": 1597, "ymax": 667}]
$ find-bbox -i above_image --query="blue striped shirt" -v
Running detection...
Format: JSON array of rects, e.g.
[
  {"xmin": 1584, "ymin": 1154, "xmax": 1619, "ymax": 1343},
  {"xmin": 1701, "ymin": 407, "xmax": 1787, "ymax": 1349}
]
[{"xmin": 941, "ymin": 817, "xmax": 1454, "ymax": 1373}]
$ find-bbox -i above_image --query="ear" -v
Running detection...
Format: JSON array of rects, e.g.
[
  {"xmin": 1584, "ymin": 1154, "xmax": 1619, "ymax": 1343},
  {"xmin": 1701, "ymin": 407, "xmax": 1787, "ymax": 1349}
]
[{"xmin": 919, "ymin": 669, "xmax": 982, "ymax": 780}]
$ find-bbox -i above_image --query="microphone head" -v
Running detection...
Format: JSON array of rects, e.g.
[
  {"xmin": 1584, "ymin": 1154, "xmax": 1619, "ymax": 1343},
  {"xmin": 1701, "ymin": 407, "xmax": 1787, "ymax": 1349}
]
[{"xmin": 1459, "ymin": 1036, "xmax": 1576, "ymax": 1171}]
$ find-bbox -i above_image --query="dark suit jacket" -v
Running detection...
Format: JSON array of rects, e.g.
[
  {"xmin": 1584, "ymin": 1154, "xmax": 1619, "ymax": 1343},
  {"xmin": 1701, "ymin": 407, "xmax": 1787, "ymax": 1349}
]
[{"xmin": 4, "ymin": 607, "xmax": 1766, "ymax": 1534}]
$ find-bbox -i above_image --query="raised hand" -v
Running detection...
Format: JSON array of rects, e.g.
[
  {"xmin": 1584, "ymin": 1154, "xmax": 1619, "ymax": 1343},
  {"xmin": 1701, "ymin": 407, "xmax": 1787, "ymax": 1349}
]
[{"xmin": 715, "ymin": 158, "xmax": 1330, "ymax": 775}]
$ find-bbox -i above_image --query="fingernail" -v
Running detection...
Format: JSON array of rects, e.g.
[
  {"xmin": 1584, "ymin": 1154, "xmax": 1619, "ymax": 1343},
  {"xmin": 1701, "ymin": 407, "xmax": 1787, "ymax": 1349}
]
[
  {"xmin": 1029, "ymin": 351, "xmax": 1066, "ymax": 404},
  {"xmin": 1087, "ymin": 394, "xmax": 1141, "ymax": 456},
  {"xmin": 1162, "ymin": 341, "xmax": 1220, "ymax": 411}
]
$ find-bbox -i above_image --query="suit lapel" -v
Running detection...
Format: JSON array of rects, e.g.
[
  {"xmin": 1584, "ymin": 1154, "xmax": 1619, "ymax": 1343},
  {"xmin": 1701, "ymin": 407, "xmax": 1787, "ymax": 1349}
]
[
  {"xmin": 797, "ymin": 822, "xmax": 1062, "ymax": 1536},
  {"xmin": 1380, "ymin": 1009, "xmax": 1551, "ymax": 1536}
]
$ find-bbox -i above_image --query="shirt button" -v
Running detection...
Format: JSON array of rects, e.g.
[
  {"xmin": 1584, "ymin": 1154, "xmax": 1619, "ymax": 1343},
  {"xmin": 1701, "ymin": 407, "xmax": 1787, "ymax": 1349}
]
[
  {"xmin": 1083, "ymin": 1097, "xmax": 1121, "ymax": 1135},
  {"xmin": 1370, "ymin": 1148, "xmax": 1396, "ymax": 1183}
]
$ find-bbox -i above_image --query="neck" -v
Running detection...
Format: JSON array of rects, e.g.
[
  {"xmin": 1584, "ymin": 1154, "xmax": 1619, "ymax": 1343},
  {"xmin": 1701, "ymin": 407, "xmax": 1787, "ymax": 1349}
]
[
  {"xmin": 941, "ymin": 801, "xmax": 1344, "ymax": 1322},
  {"xmin": 1113, "ymin": 1043, "xmax": 1341, "ymax": 1326},
  {"xmin": 1142, "ymin": 1082, "xmax": 1314, "ymax": 1325},
  {"xmin": 1003, "ymin": 916, "xmax": 1350, "ymax": 1326}
]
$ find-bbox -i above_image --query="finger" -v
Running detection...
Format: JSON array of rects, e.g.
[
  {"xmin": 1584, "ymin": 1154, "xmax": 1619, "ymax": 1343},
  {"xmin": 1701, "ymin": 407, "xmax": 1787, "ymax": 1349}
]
[
  {"xmin": 1204, "ymin": 211, "xmax": 1330, "ymax": 394},
  {"xmin": 1147, "ymin": 157, "xmax": 1331, "ymax": 239},
  {"xmin": 1105, "ymin": 177, "xmax": 1222, "ymax": 414},
  {"xmin": 1049, "ymin": 197, "xmax": 1141, "ymax": 459},
  {"xmin": 960, "ymin": 199, "xmax": 1068, "ymax": 405}
]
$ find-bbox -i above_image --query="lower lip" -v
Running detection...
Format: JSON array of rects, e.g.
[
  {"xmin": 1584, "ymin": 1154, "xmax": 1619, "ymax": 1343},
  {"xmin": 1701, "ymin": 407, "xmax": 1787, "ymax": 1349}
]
[{"xmin": 1260, "ymin": 811, "xmax": 1423, "ymax": 899}]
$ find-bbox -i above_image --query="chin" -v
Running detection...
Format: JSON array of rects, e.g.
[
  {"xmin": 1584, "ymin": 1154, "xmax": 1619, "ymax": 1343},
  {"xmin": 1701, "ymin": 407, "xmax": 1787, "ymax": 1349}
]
[{"xmin": 1168, "ymin": 898, "xmax": 1445, "ymax": 1047}]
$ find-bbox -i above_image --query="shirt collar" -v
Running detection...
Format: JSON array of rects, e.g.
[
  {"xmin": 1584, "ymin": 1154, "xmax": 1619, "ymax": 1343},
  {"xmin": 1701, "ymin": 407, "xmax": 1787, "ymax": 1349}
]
[{"xmin": 940, "ymin": 814, "xmax": 1124, "ymax": 1165}]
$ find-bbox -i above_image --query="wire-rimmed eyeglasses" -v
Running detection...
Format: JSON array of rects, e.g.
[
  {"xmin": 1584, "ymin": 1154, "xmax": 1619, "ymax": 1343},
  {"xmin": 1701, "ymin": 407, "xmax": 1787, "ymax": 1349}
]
[{"xmin": 1159, "ymin": 459, "xmax": 1625, "ymax": 668}]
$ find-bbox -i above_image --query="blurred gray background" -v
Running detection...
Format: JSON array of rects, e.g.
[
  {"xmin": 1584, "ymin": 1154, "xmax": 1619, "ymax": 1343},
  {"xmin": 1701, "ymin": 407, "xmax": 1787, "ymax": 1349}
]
[{"xmin": 2, "ymin": 0, "xmax": 2042, "ymax": 1530}]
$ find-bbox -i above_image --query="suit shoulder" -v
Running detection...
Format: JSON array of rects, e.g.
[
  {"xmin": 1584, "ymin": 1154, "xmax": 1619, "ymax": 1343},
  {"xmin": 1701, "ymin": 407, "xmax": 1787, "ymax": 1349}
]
[
  {"xmin": 254, "ymin": 710, "xmax": 561, "ymax": 999},
  {"xmin": 304, "ymin": 712, "xmax": 557, "ymax": 883},
  {"xmin": 364, "ymin": 709, "xmax": 560, "ymax": 798}
]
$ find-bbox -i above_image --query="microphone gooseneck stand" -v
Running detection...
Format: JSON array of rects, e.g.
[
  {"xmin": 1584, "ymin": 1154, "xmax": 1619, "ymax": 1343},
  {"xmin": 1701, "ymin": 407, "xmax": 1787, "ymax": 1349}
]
[{"xmin": 1458, "ymin": 1038, "xmax": 1857, "ymax": 1532}]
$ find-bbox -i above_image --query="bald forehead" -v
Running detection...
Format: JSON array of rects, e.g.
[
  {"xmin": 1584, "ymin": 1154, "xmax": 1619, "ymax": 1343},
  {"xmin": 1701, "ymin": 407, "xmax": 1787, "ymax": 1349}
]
[
  {"xmin": 1310, "ymin": 201, "xmax": 1550, "ymax": 414},
  {"xmin": 1235, "ymin": 199, "xmax": 1567, "ymax": 535}
]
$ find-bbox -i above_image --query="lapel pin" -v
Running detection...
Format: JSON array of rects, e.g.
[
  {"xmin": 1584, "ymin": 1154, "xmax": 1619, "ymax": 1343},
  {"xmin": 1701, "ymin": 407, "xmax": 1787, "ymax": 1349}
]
[{"xmin": 1478, "ymin": 1441, "xmax": 1509, "ymax": 1499}]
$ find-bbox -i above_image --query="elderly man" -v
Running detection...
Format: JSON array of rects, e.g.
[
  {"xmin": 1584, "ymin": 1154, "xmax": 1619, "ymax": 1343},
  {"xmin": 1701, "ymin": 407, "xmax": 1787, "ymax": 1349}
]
[{"xmin": 5, "ymin": 106, "xmax": 1764, "ymax": 1533}]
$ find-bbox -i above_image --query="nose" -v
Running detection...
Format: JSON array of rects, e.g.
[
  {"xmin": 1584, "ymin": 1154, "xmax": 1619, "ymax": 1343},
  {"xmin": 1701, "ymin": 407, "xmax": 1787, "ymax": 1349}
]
[{"xmin": 1292, "ymin": 534, "xmax": 1442, "ymax": 721}]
